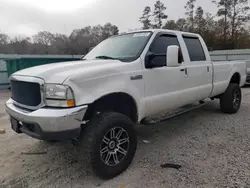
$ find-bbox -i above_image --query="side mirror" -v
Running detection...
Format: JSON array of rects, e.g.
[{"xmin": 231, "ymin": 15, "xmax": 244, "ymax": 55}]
[
  {"xmin": 167, "ymin": 45, "xmax": 183, "ymax": 67},
  {"xmin": 145, "ymin": 52, "xmax": 166, "ymax": 68}
]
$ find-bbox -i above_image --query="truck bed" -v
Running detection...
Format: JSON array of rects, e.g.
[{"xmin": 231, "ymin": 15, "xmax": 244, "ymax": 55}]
[{"xmin": 210, "ymin": 60, "xmax": 247, "ymax": 97}]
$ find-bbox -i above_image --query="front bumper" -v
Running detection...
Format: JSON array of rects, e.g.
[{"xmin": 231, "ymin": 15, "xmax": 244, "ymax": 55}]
[{"xmin": 5, "ymin": 99, "xmax": 88, "ymax": 141}]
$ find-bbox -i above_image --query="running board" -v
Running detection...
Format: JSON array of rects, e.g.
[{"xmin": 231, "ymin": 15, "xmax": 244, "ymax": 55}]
[{"xmin": 141, "ymin": 100, "xmax": 210, "ymax": 125}]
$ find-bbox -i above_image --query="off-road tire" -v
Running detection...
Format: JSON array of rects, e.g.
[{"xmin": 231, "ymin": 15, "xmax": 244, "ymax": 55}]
[
  {"xmin": 79, "ymin": 112, "xmax": 137, "ymax": 179},
  {"xmin": 220, "ymin": 83, "xmax": 242, "ymax": 114}
]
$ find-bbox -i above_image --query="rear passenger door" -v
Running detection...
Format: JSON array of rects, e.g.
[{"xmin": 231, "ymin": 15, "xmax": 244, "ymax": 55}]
[{"xmin": 182, "ymin": 36, "xmax": 213, "ymax": 100}]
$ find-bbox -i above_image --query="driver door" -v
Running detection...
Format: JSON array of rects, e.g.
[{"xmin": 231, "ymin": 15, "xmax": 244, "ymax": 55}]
[{"xmin": 143, "ymin": 34, "xmax": 190, "ymax": 117}]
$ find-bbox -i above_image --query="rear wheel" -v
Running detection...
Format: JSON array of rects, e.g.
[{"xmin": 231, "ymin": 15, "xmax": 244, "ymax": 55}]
[
  {"xmin": 79, "ymin": 112, "xmax": 137, "ymax": 179},
  {"xmin": 220, "ymin": 83, "xmax": 242, "ymax": 114}
]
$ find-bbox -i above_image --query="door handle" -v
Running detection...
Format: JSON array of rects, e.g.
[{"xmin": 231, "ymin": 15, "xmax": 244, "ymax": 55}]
[
  {"xmin": 180, "ymin": 68, "xmax": 188, "ymax": 77},
  {"xmin": 207, "ymin": 66, "xmax": 210, "ymax": 72}
]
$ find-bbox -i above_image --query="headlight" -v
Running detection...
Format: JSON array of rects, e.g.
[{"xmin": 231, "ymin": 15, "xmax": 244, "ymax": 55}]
[{"xmin": 45, "ymin": 84, "xmax": 75, "ymax": 107}]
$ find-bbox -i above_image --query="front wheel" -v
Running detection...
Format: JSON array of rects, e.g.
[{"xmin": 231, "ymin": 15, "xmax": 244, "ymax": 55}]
[
  {"xmin": 79, "ymin": 112, "xmax": 137, "ymax": 179},
  {"xmin": 220, "ymin": 83, "xmax": 242, "ymax": 114}
]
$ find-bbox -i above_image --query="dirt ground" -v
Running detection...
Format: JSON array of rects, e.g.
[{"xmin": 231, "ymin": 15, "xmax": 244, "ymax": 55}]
[{"xmin": 1, "ymin": 88, "xmax": 250, "ymax": 188}]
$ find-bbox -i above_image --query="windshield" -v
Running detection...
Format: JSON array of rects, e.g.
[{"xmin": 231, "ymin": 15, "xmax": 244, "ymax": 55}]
[{"xmin": 83, "ymin": 32, "xmax": 152, "ymax": 62}]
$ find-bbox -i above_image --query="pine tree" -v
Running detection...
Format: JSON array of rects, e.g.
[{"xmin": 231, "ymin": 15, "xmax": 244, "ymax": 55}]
[
  {"xmin": 139, "ymin": 6, "xmax": 152, "ymax": 29},
  {"xmin": 153, "ymin": 1, "xmax": 168, "ymax": 28},
  {"xmin": 185, "ymin": 0, "xmax": 196, "ymax": 32},
  {"xmin": 229, "ymin": 0, "xmax": 250, "ymax": 48},
  {"xmin": 213, "ymin": 0, "xmax": 250, "ymax": 49},
  {"xmin": 194, "ymin": 6, "xmax": 205, "ymax": 34}
]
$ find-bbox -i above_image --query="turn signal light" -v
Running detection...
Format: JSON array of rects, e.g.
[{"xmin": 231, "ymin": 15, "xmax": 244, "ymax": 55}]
[{"xmin": 67, "ymin": 99, "xmax": 75, "ymax": 107}]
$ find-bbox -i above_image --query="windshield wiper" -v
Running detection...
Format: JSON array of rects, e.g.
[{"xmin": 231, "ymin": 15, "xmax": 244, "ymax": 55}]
[{"xmin": 95, "ymin": 55, "xmax": 117, "ymax": 60}]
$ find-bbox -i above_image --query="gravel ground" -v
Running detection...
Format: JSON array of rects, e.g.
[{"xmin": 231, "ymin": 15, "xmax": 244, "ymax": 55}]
[{"xmin": 1, "ymin": 88, "xmax": 250, "ymax": 188}]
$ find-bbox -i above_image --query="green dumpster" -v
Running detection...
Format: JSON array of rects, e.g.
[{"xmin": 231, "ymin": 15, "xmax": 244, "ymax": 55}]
[{"xmin": 6, "ymin": 56, "xmax": 81, "ymax": 77}]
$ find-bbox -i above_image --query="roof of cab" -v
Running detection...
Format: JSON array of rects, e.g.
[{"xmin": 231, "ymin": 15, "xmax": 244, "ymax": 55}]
[{"xmin": 125, "ymin": 29, "xmax": 200, "ymax": 37}]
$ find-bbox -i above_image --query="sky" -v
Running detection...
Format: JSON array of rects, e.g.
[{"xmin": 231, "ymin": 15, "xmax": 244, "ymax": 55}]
[{"xmin": 0, "ymin": 0, "xmax": 217, "ymax": 37}]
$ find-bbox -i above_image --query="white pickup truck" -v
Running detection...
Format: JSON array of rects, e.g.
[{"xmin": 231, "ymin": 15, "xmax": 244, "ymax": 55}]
[{"xmin": 6, "ymin": 29, "xmax": 246, "ymax": 179}]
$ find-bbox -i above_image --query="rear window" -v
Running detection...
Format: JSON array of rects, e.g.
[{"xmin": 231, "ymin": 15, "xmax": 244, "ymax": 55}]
[{"xmin": 183, "ymin": 36, "xmax": 206, "ymax": 61}]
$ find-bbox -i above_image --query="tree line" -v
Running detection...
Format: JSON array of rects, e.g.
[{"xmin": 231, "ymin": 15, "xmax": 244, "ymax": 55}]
[
  {"xmin": 0, "ymin": 0, "xmax": 249, "ymax": 55},
  {"xmin": 0, "ymin": 23, "xmax": 118, "ymax": 55},
  {"xmin": 139, "ymin": 0, "xmax": 250, "ymax": 50}
]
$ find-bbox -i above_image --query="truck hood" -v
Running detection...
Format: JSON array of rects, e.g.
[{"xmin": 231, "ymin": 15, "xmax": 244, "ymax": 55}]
[{"xmin": 13, "ymin": 59, "xmax": 125, "ymax": 83}]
